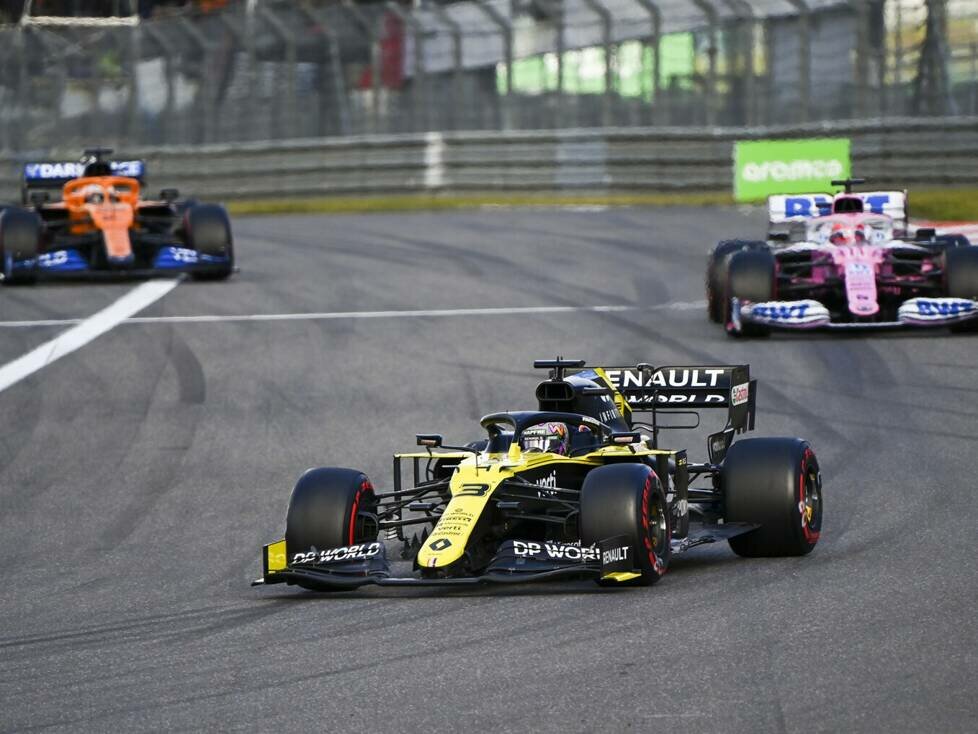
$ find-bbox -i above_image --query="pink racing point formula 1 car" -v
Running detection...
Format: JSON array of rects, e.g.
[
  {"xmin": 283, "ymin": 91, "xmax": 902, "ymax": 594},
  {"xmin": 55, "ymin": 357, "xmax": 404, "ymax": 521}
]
[{"xmin": 706, "ymin": 179, "xmax": 978, "ymax": 336}]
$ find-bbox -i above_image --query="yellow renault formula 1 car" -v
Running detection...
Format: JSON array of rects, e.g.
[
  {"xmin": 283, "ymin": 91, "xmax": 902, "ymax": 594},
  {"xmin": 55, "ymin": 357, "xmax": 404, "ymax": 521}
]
[{"xmin": 253, "ymin": 359, "xmax": 823, "ymax": 591}]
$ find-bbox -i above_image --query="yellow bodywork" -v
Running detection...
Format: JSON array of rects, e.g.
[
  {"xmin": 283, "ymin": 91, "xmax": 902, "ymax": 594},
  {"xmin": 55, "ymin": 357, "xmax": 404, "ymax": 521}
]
[
  {"xmin": 412, "ymin": 442, "xmax": 674, "ymax": 570},
  {"xmin": 264, "ymin": 363, "xmax": 681, "ymax": 577},
  {"xmin": 264, "ymin": 539, "xmax": 287, "ymax": 575}
]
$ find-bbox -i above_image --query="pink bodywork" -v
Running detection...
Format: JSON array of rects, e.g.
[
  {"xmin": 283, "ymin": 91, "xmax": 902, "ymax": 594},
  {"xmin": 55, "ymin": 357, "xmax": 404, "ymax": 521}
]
[
  {"xmin": 828, "ymin": 245, "xmax": 886, "ymax": 315},
  {"xmin": 786, "ymin": 212, "xmax": 936, "ymax": 317}
]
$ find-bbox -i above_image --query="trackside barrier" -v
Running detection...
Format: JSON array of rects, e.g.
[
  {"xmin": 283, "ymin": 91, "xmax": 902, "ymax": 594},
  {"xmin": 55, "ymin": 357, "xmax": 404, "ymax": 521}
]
[{"xmin": 1, "ymin": 118, "xmax": 976, "ymax": 203}]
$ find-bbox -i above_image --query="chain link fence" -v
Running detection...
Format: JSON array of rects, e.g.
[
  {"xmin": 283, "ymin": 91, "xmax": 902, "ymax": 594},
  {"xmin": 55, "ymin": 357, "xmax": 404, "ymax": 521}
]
[{"xmin": 1, "ymin": 0, "xmax": 976, "ymax": 153}]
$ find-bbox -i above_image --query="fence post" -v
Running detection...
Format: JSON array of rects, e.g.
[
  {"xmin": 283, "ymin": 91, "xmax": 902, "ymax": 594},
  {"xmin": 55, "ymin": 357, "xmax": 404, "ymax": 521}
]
[
  {"xmin": 850, "ymin": 0, "xmax": 869, "ymax": 118},
  {"xmin": 691, "ymin": 0, "xmax": 718, "ymax": 126},
  {"xmin": 325, "ymin": 24, "xmax": 351, "ymax": 135},
  {"xmin": 177, "ymin": 17, "xmax": 215, "ymax": 143},
  {"xmin": 15, "ymin": 26, "xmax": 29, "ymax": 151},
  {"xmin": 343, "ymin": 0, "xmax": 382, "ymax": 134},
  {"xmin": 474, "ymin": 0, "xmax": 512, "ymax": 130},
  {"xmin": 127, "ymin": 22, "xmax": 142, "ymax": 145},
  {"xmin": 912, "ymin": 0, "xmax": 954, "ymax": 116},
  {"xmin": 581, "ymin": 0, "xmax": 614, "ymax": 127},
  {"xmin": 142, "ymin": 23, "xmax": 178, "ymax": 145},
  {"xmin": 259, "ymin": 2, "xmax": 299, "ymax": 139},
  {"xmin": 216, "ymin": 10, "xmax": 250, "ymax": 141},
  {"xmin": 0, "ymin": 41, "xmax": 11, "ymax": 150},
  {"xmin": 721, "ymin": 0, "xmax": 756, "ymax": 126},
  {"xmin": 431, "ymin": 3, "xmax": 464, "ymax": 131},
  {"xmin": 295, "ymin": 2, "xmax": 351, "ymax": 136},
  {"xmin": 632, "ymin": 0, "xmax": 662, "ymax": 125},
  {"xmin": 786, "ymin": 0, "xmax": 811, "ymax": 122},
  {"xmin": 555, "ymin": 0, "xmax": 566, "ymax": 127},
  {"xmin": 893, "ymin": 0, "xmax": 903, "ymax": 114},
  {"xmin": 243, "ymin": 0, "xmax": 258, "ymax": 140},
  {"xmin": 386, "ymin": 2, "xmax": 427, "ymax": 133}
]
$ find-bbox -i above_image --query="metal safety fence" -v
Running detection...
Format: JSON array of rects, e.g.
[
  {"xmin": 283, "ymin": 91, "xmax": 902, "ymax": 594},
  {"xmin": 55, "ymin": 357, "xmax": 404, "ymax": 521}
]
[
  {"xmin": 1, "ymin": 0, "xmax": 977, "ymax": 153},
  {"xmin": 1, "ymin": 117, "xmax": 975, "ymax": 203}
]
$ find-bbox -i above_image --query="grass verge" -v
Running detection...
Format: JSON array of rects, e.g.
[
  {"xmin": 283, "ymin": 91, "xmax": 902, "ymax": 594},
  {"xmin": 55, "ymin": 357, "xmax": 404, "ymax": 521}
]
[
  {"xmin": 225, "ymin": 188, "xmax": 978, "ymax": 221},
  {"xmin": 226, "ymin": 191, "xmax": 734, "ymax": 216},
  {"xmin": 908, "ymin": 189, "xmax": 978, "ymax": 222}
]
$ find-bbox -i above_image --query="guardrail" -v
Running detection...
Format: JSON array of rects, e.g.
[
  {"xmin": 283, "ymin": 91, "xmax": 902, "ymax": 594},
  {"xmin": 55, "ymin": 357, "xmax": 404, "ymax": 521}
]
[{"xmin": 1, "ymin": 117, "xmax": 976, "ymax": 204}]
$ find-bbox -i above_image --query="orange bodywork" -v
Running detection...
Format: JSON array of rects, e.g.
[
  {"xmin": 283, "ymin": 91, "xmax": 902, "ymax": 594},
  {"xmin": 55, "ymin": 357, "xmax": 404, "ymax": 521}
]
[{"xmin": 55, "ymin": 176, "xmax": 142, "ymax": 260}]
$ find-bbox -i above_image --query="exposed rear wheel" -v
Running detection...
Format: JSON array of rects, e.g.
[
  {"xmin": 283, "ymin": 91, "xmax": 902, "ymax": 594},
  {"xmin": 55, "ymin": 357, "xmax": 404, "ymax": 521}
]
[
  {"xmin": 580, "ymin": 463, "xmax": 670, "ymax": 586},
  {"xmin": 722, "ymin": 438, "xmax": 822, "ymax": 557}
]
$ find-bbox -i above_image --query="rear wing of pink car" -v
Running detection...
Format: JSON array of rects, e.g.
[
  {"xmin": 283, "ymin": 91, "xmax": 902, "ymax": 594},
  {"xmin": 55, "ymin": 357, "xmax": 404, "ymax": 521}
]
[{"xmin": 768, "ymin": 190, "xmax": 907, "ymax": 230}]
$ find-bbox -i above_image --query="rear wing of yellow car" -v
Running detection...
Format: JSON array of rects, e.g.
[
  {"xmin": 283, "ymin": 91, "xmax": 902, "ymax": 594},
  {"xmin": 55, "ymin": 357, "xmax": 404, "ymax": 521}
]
[{"xmin": 573, "ymin": 363, "xmax": 757, "ymax": 462}]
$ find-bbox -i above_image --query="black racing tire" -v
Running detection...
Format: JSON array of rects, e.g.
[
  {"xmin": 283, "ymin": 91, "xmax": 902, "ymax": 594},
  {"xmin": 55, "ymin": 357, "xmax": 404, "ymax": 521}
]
[
  {"xmin": 580, "ymin": 463, "xmax": 670, "ymax": 587},
  {"xmin": 184, "ymin": 204, "xmax": 233, "ymax": 280},
  {"xmin": 722, "ymin": 438, "xmax": 822, "ymax": 557},
  {"xmin": 706, "ymin": 240, "xmax": 766, "ymax": 323},
  {"xmin": 285, "ymin": 468, "xmax": 379, "ymax": 556},
  {"xmin": 945, "ymin": 246, "xmax": 978, "ymax": 334},
  {"xmin": 0, "ymin": 207, "xmax": 41, "ymax": 284},
  {"xmin": 724, "ymin": 249, "xmax": 776, "ymax": 337}
]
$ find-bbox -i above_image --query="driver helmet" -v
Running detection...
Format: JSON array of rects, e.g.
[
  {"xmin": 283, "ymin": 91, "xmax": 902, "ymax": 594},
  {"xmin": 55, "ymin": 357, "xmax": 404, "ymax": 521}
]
[
  {"xmin": 81, "ymin": 184, "xmax": 106, "ymax": 204},
  {"xmin": 829, "ymin": 222, "xmax": 850, "ymax": 245},
  {"xmin": 520, "ymin": 422, "xmax": 569, "ymax": 455},
  {"xmin": 83, "ymin": 160, "xmax": 113, "ymax": 177}
]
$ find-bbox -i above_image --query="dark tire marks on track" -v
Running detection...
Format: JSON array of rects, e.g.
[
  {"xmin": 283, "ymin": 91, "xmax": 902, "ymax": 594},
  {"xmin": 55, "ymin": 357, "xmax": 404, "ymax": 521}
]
[{"xmin": 0, "ymin": 207, "xmax": 975, "ymax": 734}]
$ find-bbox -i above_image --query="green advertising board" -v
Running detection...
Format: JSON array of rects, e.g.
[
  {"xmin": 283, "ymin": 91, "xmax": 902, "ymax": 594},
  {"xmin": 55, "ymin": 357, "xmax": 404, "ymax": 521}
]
[{"xmin": 733, "ymin": 138, "xmax": 851, "ymax": 202}]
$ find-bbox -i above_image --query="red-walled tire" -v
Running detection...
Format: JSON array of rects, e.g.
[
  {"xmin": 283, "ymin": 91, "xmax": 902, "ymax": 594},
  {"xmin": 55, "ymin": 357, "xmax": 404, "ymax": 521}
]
[
  {"xmin": 285, "ymin": 468, "xmax": 378, "ymax": 556},
  {"xmin": 580, "ymin": 463, "xmax": 670, "ymax": 586},
  {"xmin": 722, "ymin": 438, "xmax": 822, "ymax": 557}
]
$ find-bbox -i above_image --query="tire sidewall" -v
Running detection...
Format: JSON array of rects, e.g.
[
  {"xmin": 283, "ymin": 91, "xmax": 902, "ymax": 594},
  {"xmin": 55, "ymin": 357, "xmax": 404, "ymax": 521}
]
[
  {"xmin": 722, "ymin": 438, "xmax": 822, "ymax": 557},
  {"xmin": 580, "ymin": 463, "xmax": 670, "ymax": 585},
  {"xmin": 944, "ymin": 247, "xmax": 978, "ymax": 333},
  {"xmin": 285, "ymin": 467, "xmax": 377, "ymax": 555},
  {"xmin": 708, "ymin": 240, "xmax": 765, "ymax": 323},
  {"xmin": 0, "ymin": 208, "xmax": 41, "ymax": 283},
  {"xmin": 724, "ymin": 248, "xmax": 776, "ymax": 337},
  {"xmin": 184, "ymin": 204, "xmax": 234, "ymax": 261}
]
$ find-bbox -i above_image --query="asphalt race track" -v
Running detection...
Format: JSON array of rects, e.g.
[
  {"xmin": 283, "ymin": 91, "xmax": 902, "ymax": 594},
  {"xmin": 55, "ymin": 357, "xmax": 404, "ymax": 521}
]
[{"xmin": 1, "ymin": 207, "xmax": 976, "ymax": 733}]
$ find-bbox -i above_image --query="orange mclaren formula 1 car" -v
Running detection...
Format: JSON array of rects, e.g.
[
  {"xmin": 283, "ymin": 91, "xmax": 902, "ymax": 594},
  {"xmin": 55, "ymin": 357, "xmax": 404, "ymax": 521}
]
[{"xmin": 0, "ymin": 149, "xmax": 233, "ymax": 282}]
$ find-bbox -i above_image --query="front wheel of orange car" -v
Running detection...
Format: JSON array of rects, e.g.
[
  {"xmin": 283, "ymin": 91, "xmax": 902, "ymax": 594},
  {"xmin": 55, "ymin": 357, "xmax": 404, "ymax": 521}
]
[{"xmin": 185, "ymin": 204, "xmax": 234, "ymax": 280}]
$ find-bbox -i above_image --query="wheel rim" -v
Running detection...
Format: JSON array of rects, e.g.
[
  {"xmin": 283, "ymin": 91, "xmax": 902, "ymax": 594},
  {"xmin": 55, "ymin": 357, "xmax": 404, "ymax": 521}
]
[
  {"xmin": 800, "ymin": 462, "xmax": 822, "ymax": 543},
  {"xmin": 642, "ymin": 479, "xmax": 669, "ymax": 574},
  {"xmin": 648, "ymin": 497, "xmax": 668, "ymax": 559}
]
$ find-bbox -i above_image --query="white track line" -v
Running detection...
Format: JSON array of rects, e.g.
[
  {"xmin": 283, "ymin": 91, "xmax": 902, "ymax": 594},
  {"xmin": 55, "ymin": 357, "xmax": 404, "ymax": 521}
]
[
  {"xmin": 0, "ymin": 300, "xmax": 706, "ymax": 329},
  {"xmin": 0, "ymin": 278, "xmax": 180, "ymax": 393}
]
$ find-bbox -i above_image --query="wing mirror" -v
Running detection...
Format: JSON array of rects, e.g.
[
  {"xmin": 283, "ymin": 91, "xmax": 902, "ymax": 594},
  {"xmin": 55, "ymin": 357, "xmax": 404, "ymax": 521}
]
[
  {"xmin": 416, "ymin": 434, "xmax": 443, "ymax": 448},
  {"xmin": 610, "ymin": 432, "xmax": 641, "ymax": 445}
]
